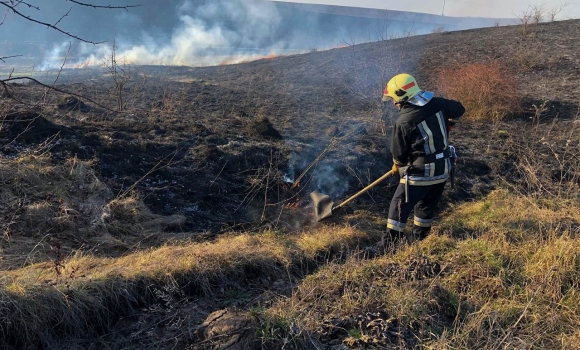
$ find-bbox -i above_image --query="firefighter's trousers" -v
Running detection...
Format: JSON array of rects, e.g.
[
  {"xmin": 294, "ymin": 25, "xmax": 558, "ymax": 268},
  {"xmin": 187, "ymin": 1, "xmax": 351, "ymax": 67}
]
[{"xmin": 387, "ymin": 181, "xmax": 446, "ymax": 240}]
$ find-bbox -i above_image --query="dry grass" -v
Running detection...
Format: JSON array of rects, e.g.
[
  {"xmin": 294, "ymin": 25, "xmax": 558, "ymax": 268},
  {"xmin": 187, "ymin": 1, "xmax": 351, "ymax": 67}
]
[
  {"xmin": 0, "ymin": 221, "xmax": 379, "ymax": 347},
  {"xmin": 437, "ymin": 61, "xmax": 521, "ymax": 122},
  {"xmin": 259, "ymin": 189, "xmax": 580, "ymax": 349},
  {"xmin": 0, "ymin": 155, "xmax": 185, "ymax": 270}
]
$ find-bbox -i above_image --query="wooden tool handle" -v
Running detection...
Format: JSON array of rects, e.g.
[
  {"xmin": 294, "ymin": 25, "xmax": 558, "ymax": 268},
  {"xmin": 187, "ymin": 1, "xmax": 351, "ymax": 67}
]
[{"xmin": 334, "ymin": 170, "xmax": 396, "ymax": 210}]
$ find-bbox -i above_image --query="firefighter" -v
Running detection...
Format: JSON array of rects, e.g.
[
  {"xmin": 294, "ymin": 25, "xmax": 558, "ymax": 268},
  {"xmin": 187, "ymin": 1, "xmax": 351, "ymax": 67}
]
[{"xmin": 382, "ymin": 73, "xmax": 464, "ymax": 241}]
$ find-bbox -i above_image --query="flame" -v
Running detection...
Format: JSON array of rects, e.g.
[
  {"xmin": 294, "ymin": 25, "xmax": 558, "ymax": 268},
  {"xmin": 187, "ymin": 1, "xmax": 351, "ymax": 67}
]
[
  {"xmin": 72, "ymin": 60, "xmax": 90, "ymax": 69},
  {"xmin": 217, "ymin": 53, "xmax": 276, "ymax": 66},
  {"xmin": 285, "ymin": 198, "xmax": 302, "ymax": 210}
]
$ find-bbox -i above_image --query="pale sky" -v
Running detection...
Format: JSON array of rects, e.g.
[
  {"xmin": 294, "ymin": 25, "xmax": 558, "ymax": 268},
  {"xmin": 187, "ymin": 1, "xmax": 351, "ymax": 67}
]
[{"xmin": 272, "ymin": 0, "xmax": 580, "ymax": 19}]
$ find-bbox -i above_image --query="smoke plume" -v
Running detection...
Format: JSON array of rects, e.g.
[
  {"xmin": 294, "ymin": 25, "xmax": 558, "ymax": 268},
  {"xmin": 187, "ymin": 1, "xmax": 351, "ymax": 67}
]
[{"xmin": 5, "ymin": 0, "xmax": 514, "ymax": 70}]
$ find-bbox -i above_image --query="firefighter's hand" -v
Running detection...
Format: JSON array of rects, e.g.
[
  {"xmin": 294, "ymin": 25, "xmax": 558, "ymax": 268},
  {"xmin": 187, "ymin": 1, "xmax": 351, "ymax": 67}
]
[{"xmin": 391, "ymin": 163, "xmax": 400, "ymax": 173}]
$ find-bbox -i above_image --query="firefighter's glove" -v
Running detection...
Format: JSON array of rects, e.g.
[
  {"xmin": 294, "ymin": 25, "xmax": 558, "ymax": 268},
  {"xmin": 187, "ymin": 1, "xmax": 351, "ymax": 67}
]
[
  {"xmin": 448, "ymin": 120, "xmax": 457, "ymax": 132},
  {"xmin": 391, "ymin": 163, "xmax": 400, "ymax": 173}
]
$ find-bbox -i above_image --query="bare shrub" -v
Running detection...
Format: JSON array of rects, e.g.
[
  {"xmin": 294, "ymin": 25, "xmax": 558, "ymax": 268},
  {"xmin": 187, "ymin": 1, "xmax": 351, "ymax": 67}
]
[
  {"xmin": 517, "ymin": 7, "xmax": 534, "ymax": 36},
  {"xmin": 531, "ymin": 5, "xmax": 545, "ymax": 24},
  {"xmin": 513, "ymin": 45, "xmax": 542, "ymax": 71},
  {"xmin": 509, "ymin": 112, "xmax": 580, "ymax": 200},
  {"xmin": 531, "ymin": 100, "xmax": 549, "ymax": 126},
  {"xmin": 549, "ymin": 2, "xmax": 570, "ymax": 21},
  {"xmin": 437, "ymin": 61, "xmax": 521, "ymax": 121}
]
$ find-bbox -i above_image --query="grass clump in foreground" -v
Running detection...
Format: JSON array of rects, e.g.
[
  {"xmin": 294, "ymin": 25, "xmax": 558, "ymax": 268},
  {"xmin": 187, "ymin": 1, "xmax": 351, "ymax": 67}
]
[
  {"xmin": 0, "ymin": 220, "xmax": 380, "ymax": 348},
  {"xmin": 259, "ymin": 189, "xmax": 580, "ymax": 349}
]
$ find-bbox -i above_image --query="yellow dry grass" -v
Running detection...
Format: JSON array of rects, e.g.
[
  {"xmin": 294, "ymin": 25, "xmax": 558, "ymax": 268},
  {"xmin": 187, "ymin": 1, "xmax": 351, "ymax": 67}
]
[
  {"xmin": 0, "ymin": 155, "xmax": 186, "ymax": 269},
  {"xmin": 3, "ymin": 224, "xmax": 373, "ymax": 286},
  {"xmin": 262, "ymin": 189, "xmax": 580, "ymax": 349},
  {"xmin": 0, "ymin": 221, "xmax": 378, "ymax": 346}
]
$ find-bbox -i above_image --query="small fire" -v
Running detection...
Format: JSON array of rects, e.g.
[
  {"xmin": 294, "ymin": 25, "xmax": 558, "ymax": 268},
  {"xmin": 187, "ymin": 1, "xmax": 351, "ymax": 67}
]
[
  {"xmin": 217, "ymin": 53, "xmax": 278, "ymax": 66},
  {"xmin": 72, "ymin": 60, "xmax": 90, "ymax": 69},
  {"xmin": 285, "ymin": 198, "xmax": 302, "ymax": 210}
]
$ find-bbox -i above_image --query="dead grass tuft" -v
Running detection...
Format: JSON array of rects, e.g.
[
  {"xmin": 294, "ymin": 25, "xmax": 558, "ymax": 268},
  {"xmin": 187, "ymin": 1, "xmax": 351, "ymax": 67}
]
[{"xmin": 0, "ymin": 155, "xmax": 185, "ymax": 269}]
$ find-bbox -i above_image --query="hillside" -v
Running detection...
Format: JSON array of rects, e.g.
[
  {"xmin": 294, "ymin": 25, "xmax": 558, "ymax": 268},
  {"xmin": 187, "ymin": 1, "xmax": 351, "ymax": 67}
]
[{"xmin": 1, "ymin": 18, "xmax": 580, "ymax": 349}]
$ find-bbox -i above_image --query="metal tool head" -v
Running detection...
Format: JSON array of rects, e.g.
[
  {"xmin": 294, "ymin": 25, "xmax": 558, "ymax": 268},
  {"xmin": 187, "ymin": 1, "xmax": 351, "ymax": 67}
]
[{"xmin": 310, "ymin": 190, "xmax": 335, "ymax": 221}]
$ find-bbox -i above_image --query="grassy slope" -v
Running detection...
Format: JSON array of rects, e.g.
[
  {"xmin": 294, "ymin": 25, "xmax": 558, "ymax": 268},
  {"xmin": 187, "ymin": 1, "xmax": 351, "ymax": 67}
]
[
  {"xmin": 263, "ymin": 190, "xmax": 580, "ymax": 348},
  {"xmin": 1, "ymin": 19, "xmax": 580, "ymax": 349}
]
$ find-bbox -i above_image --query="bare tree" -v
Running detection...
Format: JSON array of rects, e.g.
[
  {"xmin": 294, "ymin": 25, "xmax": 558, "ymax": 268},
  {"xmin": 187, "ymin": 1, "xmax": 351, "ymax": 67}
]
[{"xmin": 549, "ymin": 2, "xmax": 570, "ymax": 21}]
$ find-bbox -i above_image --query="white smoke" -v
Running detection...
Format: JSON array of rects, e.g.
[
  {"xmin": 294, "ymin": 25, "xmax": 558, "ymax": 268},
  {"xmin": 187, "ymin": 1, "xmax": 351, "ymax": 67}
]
[
  {"xmin": 38, "ymin": 42, "xmax": 71, "ymax": 71},
  {"xmin": 75, "ymin": 0, "xmax": 293, "ymax": 67},
  {"xmin": 314, "ymin": 163, "xmax": 350, "ymax": 199},
  {"xmin": 34, "ymin": 0, "xmax": 517, "ymax": 70}
]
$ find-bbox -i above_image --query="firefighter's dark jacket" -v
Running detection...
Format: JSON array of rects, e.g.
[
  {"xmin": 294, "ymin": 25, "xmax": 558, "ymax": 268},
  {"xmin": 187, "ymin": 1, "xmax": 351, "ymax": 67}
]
[{"xmin": 391, "ymin": 96, "xmax": 465, "ymax": 186}]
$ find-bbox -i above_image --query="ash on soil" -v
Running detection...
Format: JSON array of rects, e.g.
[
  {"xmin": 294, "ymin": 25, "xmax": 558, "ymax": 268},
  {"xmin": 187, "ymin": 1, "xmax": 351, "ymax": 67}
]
[{"xmin": 2, "ymin": 19, "xmax": 579, "ymax": 253}]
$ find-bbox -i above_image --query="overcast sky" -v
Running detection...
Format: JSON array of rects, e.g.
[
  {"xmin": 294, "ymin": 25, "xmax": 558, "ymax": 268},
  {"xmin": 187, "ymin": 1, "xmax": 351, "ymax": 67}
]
[{"xmin": 272, "ymin": 0, "xmax": 580, "ymax": 18}]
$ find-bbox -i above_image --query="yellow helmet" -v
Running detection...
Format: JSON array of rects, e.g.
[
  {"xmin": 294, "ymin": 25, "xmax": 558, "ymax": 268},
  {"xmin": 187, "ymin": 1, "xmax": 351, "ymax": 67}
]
[{"xmin": 382, "ymin": 73, "xmax": 421, "ymax": 104}]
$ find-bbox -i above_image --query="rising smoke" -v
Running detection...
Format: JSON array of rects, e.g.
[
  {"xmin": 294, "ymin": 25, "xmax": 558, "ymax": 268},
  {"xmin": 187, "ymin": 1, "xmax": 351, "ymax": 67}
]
[
  {"xmin": 77, "ymin": 0, "xmax": 289, "ymax": 67},
  {"xmin": 9, "ymin": 0, "xmax": 512, "ymax": 70}
]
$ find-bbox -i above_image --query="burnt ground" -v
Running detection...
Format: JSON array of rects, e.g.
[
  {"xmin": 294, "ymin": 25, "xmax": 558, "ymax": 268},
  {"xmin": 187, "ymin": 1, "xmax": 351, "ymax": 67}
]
[{"xmin": 1, "ymin": 18, "xmax": 580, "ymax": 349}]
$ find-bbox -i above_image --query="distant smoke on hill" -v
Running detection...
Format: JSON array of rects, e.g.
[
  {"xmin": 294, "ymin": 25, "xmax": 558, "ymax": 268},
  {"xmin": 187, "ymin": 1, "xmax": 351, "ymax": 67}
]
[{"xmin": 0, "ymin": 0, "xmax": 512, "ymax": 69}]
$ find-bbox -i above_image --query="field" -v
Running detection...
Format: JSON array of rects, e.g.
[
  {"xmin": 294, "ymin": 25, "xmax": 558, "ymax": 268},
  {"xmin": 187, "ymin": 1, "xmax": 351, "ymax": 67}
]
[{"xmin": 1, "ymin": 18, "xmax": 580, "ymax": 349}]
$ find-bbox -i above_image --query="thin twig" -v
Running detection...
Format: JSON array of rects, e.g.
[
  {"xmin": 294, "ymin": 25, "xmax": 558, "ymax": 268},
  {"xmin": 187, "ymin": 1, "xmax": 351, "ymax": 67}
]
[
  {"xmin": 42, "ymin": 42, "xmax": 71, "ymax": 103},
  {"xmin": 53, "ymin": 7, "xmax": 71, "ymax": 28},
  {"xmin": 67, "ymin": 0, "xmax": 141, "ymax": 11},
  {"xmin": 1, "ymin": 76, "xmax": 126, "ymax": 114},
  {"xmin": 0, "ymin": 54, "xmax": 21, "ymax": 63}
]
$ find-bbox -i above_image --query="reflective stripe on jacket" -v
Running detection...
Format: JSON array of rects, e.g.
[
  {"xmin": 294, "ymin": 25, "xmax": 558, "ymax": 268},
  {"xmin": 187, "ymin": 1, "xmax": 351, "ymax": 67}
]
[{"xmin": 391, "ymin": 96, "xmax": 465, "ymax": 185}]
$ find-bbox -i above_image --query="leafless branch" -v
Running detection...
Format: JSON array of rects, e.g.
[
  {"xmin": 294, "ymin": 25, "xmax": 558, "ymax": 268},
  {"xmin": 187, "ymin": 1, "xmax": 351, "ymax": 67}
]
[
  {"xmin": 0, "ymin": 1, "xmax": 104, "ymax": 43},
  {"xmin": 0, "ymin": 79, "xmax": 11, "ymax": 97},
  {"xmin": 549, "ymin": 1, "xmax": 570, "ymax": 21},
  {"xmin": 67, "ymin": 0, "xmax": 141, "ymax": 11},
  {"xmin": 5, "ymin": 0, "xmax": 40, "ymax": 11},
  {"xmin": 0, "ymin": 8, "xmax": 8, "ymax": 25},
  {"xmin": 0, "ymin": 54, "xmax": 22, "ymax": 63},
  {"xmin": 1, "ymin": 76, "xmax": 121, "ymax": 113},
  {"xmin": 53, "ymin": 7, "xmax": 71, "ymax": 28}
]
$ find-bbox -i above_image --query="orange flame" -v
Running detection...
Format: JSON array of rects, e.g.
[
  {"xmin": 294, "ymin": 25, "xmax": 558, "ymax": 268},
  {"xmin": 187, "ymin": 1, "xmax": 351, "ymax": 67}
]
[{"xmin": 285, "ymin": 198, "xmax": 302, "ymax": 210}]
